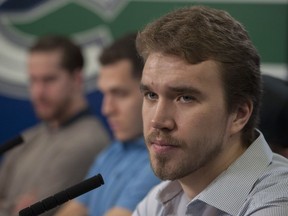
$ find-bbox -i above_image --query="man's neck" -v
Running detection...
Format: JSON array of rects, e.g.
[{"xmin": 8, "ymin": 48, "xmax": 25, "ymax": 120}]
[
  {"xmin": 179, "ymin": 133, "xmax": 247, "ymax": 200},
  {"xmin": 47, "ymin": 98, "xmax": 88, "ymax": 129}
]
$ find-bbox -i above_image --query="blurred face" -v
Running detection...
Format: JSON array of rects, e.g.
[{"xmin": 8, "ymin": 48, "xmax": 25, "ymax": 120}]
[
  {"xmin": 97, "ymin": 59, "xmax": 143, "ymax": 142},
  {"xmin": 141, "ymin": 53, "xmax": 238, "ymax": 181},
  {"xmin": 28, "ymin": 51, "xmax": 78, "ymax": 122}
]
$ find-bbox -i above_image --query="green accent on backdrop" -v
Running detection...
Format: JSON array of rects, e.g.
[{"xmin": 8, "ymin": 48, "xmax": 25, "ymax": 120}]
[
  {"xmin": 14, "ymin": 2, "xmax": 105, "ymax": 35},
  {"xmin": 112, "ymin": 2, "xmax": 288, "ymax": 64},
  {"xmin": 12, "ymin": 1, "xmax": 287, "ymax": 64}
]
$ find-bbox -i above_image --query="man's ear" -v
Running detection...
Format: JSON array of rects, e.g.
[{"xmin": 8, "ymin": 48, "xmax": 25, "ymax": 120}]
[
  {"xmin": 72, "ymin": 69, "xmax": 83, "ymax": 87},
  {"xmin": 230, "ymin": 100, "xmax": 253, "ymax": 135}
]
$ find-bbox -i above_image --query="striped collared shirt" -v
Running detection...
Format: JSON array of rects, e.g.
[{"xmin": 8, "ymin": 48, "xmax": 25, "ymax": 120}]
[{"xmin": 133, "ymin": 131, "xmax": 288, "ymax": 216}]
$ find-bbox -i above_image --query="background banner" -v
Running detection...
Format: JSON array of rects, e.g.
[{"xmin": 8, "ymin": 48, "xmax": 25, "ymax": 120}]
[{"xmin": 0, "ymin": 0, "xmax": 287, "ymax": 145}]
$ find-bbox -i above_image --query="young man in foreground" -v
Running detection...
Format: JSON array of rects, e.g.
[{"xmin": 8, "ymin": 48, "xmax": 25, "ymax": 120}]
[{"xmin": 133, "ymin": 6, "xmax": 288, "ymax": 216}]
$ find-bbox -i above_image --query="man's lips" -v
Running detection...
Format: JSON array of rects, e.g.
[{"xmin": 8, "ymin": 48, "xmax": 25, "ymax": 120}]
[
  {"xmin": 34, "ymin": 103, "xmax": 50, "ymax": 110},
  {"xmin": 108, "ymin": 121, "xmax": 119, "ymax": 131},
  {"xmin": 150, "ymin": 140, "xmax": 179, "ymax": 154},
  {"xmin": 34, "ymin": 100, "xmax": 51, "ymax": 107}
]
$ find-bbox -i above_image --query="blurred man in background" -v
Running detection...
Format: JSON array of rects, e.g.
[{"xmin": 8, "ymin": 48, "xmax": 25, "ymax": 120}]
[
  {"xmin": 55, "ymin": 33, "xmax": 160, "ymax": 216},
  {"xmin": 0, "ymin": 35, "xmax": 110, "ymax": 216}
]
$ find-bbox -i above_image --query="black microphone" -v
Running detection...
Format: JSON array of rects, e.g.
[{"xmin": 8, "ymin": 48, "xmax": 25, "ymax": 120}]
[
  {"xmin": 0, "ymin": 135, "xmax": 24, "ymax": 155},
  {"xmin": 19, "ymin": 173, "xmax": 104, "ymax": 216}
]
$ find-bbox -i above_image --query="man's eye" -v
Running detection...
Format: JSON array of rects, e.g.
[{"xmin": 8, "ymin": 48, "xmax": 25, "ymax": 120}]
[
  {"xmin": 179, "ymin": 95, "xmax": 195, "ymax": 103},
  {"xmin": 144, "ymin": 92, "xmax": 158, "ymax": 100},
  {"xmin": 44, "ymin": 76, "xmax": 58, "ymax": 83},
  {"xmin": 114, "ymin": 91, "xmax": 128, "ymax": 97}
]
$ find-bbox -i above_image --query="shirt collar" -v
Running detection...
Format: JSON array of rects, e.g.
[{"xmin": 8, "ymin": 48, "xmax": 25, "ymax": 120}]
[
  {"xmin": 44, "ymin": 107, "xmax": 92, "ymax": 131},
  {"xmin": 61, "ymin": 107, "xmax": 92, "ymax": 127},
  {"xmin": 157, "ymin": 180, "xmax": 183, "ymax": 204},
  {"xmin": 198, "ymin": 130, "xmax": 272, "ymax": 215},
  {"xmin": 156, "ymin": 130, "xmax": 273, "ymax": 215}
]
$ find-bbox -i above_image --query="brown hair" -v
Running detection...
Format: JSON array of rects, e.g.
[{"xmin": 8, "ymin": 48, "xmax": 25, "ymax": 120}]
[
  {"xmin": 29, "ymin": 35, "xmax": 84, "ymax": 73},
  {"xmin": 99, "ymin": 33, "xmax": 144, "ymax": 80},
  {"xmin": 136, "ymin": 6, "xmax": 262, "ymax": 144}
]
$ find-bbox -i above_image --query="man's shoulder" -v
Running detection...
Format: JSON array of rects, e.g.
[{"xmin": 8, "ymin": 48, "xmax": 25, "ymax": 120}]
[
  {"xmin": 238, "ymin": 154, "xmax": 288, "ymax": 214},
  {"xmin": 259, "ymin": 153, "xmax": 288, "ymax": 184},
  {"xmin": 249, "ymin": 153, "xmax": 288, "ymax": 201},
  {"xmin": 70, "ymin": 115, "xmax": 105, "ymax": 130},
  {"xmin": 20, "ymin": 123, "xmax": 45, "ymax": 144},
  {"xmin": 64, "ymin": 115, "xmax": 110, "ymax": 145}
]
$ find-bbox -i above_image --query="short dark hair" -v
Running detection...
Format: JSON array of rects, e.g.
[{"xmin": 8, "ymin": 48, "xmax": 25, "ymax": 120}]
[
  {"xmin": 136, "ymin": 6, "xmax": 262, "ymax": 144},
  {"xmin": 29, "ymin": 35, "xmax": 84, "ymax": 73},
  {"xmin": 99, "ymin": 33, "xmax": 144, "ymax": 79}
]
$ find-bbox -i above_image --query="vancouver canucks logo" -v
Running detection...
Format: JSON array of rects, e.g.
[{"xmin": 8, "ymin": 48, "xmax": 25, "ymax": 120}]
[{"xmin": 0, "ymin": 0, "xmax": 128, "ymax": 98}]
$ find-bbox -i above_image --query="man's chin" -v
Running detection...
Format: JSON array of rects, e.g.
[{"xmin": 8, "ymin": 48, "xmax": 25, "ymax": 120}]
[
  {"xmin": 115, "ymin": 133, "xmax": 133, "ymax": 142},
  {"xmin": 35, "ymin": 111, "xmax": 55, "ymax": 121}
]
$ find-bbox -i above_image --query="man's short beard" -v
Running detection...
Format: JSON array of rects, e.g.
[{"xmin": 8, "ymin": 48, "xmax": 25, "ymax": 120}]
[{"xmin": 146, "ymin": 131, "xmax": 225, "ymax": 181}]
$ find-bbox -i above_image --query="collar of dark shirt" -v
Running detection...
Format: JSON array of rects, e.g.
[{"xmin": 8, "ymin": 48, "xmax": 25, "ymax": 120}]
[
  {"xmin": 44, "ymin": 107, "xmax": 93, "ymax": 131},
  {"xmin": 61, "ymin": 107, "xmax": 92, "ymax": 127}
]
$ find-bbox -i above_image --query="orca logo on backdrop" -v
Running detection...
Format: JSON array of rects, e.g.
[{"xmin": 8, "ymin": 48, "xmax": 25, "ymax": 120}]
[{"xmin": 0, "ymin": 0, "xmax": 129, "ymax": 99}]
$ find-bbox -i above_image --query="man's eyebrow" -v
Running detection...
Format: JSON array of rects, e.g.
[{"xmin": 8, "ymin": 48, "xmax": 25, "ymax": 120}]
[
  {"xmin": 140, "ymin": 83, "xmax": 202, "ymax": 95},
  {"xmin": 167, "ymin": 85, "xmax": 202, "ymax": 95},
  {"xmin": 139, "ymin": 83, "xmax": 150, "ymax": 92},
  {"xmin": 140, "ymin": 83, "xmax": 202, "ymax": 96}
]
